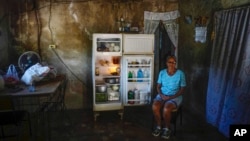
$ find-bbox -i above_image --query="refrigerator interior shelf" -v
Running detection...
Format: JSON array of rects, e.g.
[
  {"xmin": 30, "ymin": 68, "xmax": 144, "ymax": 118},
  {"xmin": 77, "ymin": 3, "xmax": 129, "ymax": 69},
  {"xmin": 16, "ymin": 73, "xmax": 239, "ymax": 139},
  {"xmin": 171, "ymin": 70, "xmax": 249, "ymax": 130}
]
[
  {"xmin": 103, "ymin": 75, "xmax": 120, "ymax": 78},
  {"xmin": 128, "ymin": 65, "xmax": 151, "ymax": 67},
  {"xmin": 127, "ymin": 78, "xmax": 151, "ymax": 82}
]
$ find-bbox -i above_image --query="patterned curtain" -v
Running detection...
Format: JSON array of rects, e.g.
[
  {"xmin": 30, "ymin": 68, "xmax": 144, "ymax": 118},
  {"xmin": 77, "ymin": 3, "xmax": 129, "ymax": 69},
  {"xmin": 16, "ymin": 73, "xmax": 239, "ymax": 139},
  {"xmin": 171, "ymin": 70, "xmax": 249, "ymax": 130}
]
[
  {"xmin": 144, "ymin": 10, "xmax": 180, "ymax": 61},
  {"xmin": 206, "ymin": 6, "xmax": 250, "ymax": 137}
]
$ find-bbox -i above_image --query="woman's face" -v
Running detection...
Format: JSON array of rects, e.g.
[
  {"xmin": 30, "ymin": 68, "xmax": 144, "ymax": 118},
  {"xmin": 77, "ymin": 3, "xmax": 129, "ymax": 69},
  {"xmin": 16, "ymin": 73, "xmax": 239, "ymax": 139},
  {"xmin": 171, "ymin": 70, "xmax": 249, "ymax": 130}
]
[{"xmin": 166, "ymin": 57, "xmax": 176, "ymax": 70}]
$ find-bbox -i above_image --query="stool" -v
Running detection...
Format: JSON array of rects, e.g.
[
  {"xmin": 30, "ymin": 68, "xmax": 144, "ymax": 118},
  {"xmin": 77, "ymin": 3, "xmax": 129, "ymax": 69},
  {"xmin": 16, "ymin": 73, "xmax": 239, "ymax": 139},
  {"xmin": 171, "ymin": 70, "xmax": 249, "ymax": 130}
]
[{"xmin": 152, "ymin": 105, "xmax": 183, "ymax": 135}]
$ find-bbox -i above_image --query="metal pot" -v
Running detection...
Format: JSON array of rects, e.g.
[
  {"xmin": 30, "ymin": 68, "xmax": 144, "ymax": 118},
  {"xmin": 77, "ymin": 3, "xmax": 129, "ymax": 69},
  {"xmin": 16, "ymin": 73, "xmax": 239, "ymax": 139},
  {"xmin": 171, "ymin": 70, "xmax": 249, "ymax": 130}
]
[{"xmin": 96, "ymin": 85, "xmax": 107, "ymax": 93}]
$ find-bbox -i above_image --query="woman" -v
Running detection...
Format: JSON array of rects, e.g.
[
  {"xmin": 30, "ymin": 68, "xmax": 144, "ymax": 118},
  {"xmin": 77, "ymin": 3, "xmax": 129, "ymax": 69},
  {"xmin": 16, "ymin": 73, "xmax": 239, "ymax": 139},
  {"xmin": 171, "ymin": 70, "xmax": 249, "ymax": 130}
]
[{"xmin": 152, "ymin": 55, "xmax": 186, "ymax": 139}]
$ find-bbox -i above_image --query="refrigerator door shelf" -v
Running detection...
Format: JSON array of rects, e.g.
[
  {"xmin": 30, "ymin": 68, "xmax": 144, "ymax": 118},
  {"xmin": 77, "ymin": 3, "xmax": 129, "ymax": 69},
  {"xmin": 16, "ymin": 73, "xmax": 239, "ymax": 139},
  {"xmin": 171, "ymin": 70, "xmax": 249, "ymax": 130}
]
[{"xmin": 123, "ymin": 55, "xmax": 153, "ymax": 106}]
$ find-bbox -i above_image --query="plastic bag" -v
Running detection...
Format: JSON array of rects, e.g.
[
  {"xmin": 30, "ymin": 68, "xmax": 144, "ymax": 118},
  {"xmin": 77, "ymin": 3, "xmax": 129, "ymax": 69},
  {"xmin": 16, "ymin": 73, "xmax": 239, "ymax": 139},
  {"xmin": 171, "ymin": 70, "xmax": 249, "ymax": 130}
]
[
  {"xmin": 21, "ymin": 63, "xmax": 50, "ymax": 85},
  {"xmin": 4, "ymin": 64, "xmax": 19, "ymax": 85}
]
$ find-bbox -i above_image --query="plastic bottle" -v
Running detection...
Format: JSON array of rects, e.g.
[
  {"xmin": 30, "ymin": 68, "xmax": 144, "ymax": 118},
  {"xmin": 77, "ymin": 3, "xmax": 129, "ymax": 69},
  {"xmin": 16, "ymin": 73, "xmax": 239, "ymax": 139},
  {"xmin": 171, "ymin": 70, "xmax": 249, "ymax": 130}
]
[
  {"xmin": 132, "ymin": 70, "xmax": 136, "ymax": 82},
  {"xmin": 134, "ymin": 88, "xmax": 140, "ymax": 104},
  {"xmin": 137, "ymin": 68, "xmax": 143, "ymax": 82},
  {"xmin": 128, "ymin": 71, "xmax": 133, "ymax": 82},
  {"xmin": 143, "ymin": 69, "xmax": 149, "ymax": 82},
  {"xmin": 128, "ymin": 90, "xmax": 135, "ymax": 104}
]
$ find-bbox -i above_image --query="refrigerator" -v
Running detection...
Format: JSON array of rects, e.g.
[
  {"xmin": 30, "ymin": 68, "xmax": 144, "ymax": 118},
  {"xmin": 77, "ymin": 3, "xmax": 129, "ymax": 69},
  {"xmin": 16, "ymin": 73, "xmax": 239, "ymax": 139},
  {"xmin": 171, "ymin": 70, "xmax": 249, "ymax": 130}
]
[
  {"xmin": 92, "ymin": 33, "xmax": 154, "ymax": 120},
  {"xmin": 122, "ymin": 34, "xmax": 154, "ymax": 106}
]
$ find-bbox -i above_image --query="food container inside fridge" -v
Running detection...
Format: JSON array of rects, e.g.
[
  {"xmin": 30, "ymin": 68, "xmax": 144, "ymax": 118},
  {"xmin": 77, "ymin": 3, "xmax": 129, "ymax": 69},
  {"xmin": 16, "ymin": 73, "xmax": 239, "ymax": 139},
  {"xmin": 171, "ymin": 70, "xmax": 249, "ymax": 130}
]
[{"xmin": 108, "ymin": 90, "xmax": 120, "ymax": 101}]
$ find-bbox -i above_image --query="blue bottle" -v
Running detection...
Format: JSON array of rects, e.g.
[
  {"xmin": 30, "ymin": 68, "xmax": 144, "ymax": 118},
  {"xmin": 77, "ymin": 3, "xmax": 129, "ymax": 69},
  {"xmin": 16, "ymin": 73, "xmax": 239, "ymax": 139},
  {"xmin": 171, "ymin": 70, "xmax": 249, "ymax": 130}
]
[{"xmin": 137, "ymin": 68, "xmax": 143, "ymax": 82}]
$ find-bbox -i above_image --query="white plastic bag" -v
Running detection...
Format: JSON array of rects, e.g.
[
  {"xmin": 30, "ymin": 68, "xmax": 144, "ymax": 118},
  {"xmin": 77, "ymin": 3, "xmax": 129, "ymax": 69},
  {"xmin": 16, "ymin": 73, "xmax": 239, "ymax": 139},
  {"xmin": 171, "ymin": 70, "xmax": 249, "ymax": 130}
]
[{"xmin": 21, "ymin": 63, "xmax": 50, "ymax": 85}]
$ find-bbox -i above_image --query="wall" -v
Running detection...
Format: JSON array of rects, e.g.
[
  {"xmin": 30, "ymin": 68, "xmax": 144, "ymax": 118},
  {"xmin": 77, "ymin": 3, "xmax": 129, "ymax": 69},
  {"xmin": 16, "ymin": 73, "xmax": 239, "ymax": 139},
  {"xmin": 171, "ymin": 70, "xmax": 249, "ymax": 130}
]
[
  {"xmin": 1, "ymin": 0, "xmax": 249, "ymax": 112},
  {"xmin": 178, "ymin": 0, "xmax": 250, "ymax": 118},
  {"xmin": 0, "ymin": 0, "xmax": 178, "ymax": 109},
  {"xmin": 0, "ymin": 0, "xmax": 9, "ymax": 69}
]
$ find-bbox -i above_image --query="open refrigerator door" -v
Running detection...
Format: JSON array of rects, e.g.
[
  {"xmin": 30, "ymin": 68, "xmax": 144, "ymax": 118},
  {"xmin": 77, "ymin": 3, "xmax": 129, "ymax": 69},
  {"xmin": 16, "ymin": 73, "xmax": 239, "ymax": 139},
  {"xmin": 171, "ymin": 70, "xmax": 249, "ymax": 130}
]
[{"xmin": 122, "ymin": 55, "xmax": 154, "ymax": 106}]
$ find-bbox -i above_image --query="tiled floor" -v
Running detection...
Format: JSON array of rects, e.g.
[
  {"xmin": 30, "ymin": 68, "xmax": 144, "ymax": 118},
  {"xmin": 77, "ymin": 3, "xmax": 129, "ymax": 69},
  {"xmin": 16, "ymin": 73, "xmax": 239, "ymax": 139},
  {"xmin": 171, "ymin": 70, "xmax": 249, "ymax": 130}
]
[{"xmin": 1, "ymin": 105, "xmax": 228, "ymax": 141}]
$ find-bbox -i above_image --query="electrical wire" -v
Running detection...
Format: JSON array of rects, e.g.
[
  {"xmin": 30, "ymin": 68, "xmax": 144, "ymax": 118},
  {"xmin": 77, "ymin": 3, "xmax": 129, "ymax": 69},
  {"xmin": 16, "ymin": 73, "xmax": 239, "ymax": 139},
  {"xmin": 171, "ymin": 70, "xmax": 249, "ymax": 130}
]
[
  {"xmin": 47, "ymin": 0, "xmax": 86, "ymax": 86},
  {"xmin": 33, "ymin": 0, "xmax": 42, "ymax": 60},
  {"xmin": 48, "ymin": 0, "xmax": 53, "ymax": 43},
  {"xmin": 51, "ymin": 48, "xmax": 86, "ymax": 86}
]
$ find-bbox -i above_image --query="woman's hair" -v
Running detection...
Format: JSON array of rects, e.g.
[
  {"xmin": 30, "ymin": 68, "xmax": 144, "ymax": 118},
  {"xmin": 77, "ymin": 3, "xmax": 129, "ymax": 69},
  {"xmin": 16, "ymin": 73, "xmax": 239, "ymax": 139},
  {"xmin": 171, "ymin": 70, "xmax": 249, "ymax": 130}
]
[{"xmin": 166, "ymin": 55, "xmax": 177, "ymax": 62}]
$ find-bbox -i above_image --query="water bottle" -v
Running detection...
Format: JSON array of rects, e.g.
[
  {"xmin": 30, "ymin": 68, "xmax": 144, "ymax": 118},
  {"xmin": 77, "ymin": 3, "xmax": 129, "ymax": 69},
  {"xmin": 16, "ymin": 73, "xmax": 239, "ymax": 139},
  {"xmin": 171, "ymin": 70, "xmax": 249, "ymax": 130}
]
[
  {"xmin": 134, "ymin": 88, "xmax": 140, "ymax": 104},
  {"xmin": 143, "ymin": 69, "xmax": 149, "ymax": 82},
  {"xmin": 137, "ymin": 68, "xmax": 143, "ymax": 82},
  {"xmin": 29, "ymin": 83, "xmax": 35, "ymax": 92},
  {"xmin": 132, "ymin": 70, "xmax": 136, "ymax": 82}
]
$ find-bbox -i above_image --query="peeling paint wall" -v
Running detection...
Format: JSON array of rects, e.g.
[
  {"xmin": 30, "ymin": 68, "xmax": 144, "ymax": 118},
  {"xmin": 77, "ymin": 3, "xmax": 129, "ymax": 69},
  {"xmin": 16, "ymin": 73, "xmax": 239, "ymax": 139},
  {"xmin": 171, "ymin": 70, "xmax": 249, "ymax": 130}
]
[
  {"xmin": 1, "ymin": 0, "xmax": 249, "ymax": 110},
  {"xmin": 0, "ymin": 0, "xmax": 9, "ymax": 69},
  {"xmin": 2, "ymin": 0, "xmax": 178, "ymax": 109}
]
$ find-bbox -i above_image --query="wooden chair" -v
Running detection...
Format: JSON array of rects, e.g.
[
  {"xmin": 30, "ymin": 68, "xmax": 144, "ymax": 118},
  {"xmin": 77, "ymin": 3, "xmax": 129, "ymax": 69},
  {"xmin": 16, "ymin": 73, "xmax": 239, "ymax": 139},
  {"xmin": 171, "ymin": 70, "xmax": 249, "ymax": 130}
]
[{"xmin": 0, "ymin": 96, "xmax": 32, "ymax": 139}]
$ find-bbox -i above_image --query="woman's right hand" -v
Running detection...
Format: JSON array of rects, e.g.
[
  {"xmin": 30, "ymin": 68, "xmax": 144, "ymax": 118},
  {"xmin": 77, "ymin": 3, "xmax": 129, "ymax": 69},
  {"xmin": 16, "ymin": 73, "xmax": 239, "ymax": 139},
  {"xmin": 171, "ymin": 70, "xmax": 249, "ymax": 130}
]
[{"xmin": 160, "ymin": 94, "xmax": 171, "ymax": 101}]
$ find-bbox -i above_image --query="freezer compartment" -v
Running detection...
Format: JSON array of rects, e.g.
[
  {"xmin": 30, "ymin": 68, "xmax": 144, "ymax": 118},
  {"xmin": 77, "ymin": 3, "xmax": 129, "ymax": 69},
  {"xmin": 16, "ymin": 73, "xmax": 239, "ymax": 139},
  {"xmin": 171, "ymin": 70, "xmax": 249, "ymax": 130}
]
[
  {"xmin": 123, "ymin": 34, "xmax": 154, "ymax": 54},
  {"xmin": 96, "ymin": 38, "xmax": 121, "ymax": 52}
]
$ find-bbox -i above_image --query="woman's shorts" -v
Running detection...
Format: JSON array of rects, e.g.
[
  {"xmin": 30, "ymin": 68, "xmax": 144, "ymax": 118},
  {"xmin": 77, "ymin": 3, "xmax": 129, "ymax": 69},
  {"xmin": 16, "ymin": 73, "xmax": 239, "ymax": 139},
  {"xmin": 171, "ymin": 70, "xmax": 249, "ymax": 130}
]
[{"xmin": 153, "ymin": 94, "xmax": 182, "ymax": 108}]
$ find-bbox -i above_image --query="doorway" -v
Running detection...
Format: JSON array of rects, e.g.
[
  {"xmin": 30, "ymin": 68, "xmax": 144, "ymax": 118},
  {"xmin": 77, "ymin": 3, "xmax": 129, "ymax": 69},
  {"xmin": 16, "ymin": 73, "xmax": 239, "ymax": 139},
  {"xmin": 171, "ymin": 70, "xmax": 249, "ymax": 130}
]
[{"xmin": 153, "ymin": 21, "xmax": 175, "ymax": 95}]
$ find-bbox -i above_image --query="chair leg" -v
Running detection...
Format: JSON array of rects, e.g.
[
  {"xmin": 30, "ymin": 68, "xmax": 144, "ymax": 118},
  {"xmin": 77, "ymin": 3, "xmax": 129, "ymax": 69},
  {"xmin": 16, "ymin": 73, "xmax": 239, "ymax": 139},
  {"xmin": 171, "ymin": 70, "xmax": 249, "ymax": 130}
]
[
  {"xmin": 173, "ymin": 121, "xmax": 176, "ymax": 135},
  {"xmin": 180, "ymin": 106, "xmax": 183, "ymax": 125}
]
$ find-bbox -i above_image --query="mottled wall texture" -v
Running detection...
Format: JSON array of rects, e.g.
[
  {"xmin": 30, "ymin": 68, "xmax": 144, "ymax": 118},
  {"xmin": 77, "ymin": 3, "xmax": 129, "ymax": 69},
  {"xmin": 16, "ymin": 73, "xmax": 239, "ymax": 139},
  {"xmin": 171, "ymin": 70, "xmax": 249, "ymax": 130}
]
[
  {"xmin": 0, "ymin": 0, "xmax": 178, "ymax": 109},
  {"xmin": 0, "ymin": 0, "xmax": 249, "ymax": 113}
]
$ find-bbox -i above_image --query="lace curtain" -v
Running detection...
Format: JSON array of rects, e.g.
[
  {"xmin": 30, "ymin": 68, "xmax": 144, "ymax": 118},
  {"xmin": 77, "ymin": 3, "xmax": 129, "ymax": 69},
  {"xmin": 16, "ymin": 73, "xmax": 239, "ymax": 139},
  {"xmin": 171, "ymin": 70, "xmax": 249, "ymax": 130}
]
[{"xmin": 144, "ymin": 10, "xmax": 180, "ymax": 48}]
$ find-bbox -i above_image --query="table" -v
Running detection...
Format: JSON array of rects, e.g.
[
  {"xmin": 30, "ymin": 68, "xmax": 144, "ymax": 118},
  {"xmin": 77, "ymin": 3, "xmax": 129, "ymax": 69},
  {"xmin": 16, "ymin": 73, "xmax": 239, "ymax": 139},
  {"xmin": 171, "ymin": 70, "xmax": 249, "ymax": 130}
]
[
  {"xmin": 0, "ymin": 81, "xmax": 61, "ymax": 97},
  {"xmin": 0, "ymin": 80, "xmax": 62, "ymax": 112},
  {"xmin": 0, "ymin": 76, "xmax": 65, "ymax": 141}
]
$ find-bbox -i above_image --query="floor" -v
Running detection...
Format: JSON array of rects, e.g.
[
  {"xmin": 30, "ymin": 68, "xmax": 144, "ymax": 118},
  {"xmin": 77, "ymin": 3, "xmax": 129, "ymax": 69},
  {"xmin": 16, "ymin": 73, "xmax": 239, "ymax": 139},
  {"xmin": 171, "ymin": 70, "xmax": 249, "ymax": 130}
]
[{"xmin": 1, "ymin": 105, "xmax": 228, "ymax": 141}]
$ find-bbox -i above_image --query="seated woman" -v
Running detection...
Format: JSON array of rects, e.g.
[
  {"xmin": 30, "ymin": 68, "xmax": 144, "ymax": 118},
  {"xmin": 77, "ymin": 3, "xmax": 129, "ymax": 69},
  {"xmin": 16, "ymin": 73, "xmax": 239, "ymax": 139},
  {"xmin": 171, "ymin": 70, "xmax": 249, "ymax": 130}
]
[{"xmin": 152, "ymin": 55, "xmax": 186, "ymax": 139}]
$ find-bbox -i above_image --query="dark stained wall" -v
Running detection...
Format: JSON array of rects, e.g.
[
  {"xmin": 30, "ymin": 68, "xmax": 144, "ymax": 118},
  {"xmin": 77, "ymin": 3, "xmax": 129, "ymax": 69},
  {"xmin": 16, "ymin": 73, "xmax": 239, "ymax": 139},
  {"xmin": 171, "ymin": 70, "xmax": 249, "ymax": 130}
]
[
  {"xmin": 0, "ymin": 0, "xmax": 178, "ymax": 109},
  {"xmin": 0, "ymin": 0, "xmax": 249, "ymax": 113}
]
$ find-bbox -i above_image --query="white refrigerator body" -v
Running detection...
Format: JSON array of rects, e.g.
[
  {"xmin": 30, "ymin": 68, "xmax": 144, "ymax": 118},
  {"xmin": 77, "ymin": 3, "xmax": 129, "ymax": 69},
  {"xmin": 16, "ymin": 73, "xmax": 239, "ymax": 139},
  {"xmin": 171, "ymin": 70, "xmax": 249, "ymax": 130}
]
[{"xmin": 92, "ymin": 34, "xmax": 124, "ymax": 120}]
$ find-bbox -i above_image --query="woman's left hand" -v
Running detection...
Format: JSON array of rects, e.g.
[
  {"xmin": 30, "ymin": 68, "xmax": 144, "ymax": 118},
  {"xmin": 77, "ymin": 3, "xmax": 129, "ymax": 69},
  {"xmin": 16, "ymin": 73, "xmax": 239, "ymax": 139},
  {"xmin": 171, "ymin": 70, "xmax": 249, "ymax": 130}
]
[{"xmin": 161, "ymin": 95, "xmax": 171, "ymax": 101}]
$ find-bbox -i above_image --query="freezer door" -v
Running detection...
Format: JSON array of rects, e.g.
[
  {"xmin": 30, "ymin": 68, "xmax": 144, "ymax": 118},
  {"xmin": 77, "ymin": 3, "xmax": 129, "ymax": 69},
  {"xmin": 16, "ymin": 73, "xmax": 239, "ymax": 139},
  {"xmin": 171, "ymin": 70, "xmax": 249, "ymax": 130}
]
[
  {"xmin": 123, "ymin": 34, "xmax": 154, "ymax": 54},
  {"xmin": 122, "ymin": 55, "xmax": 154, "ymax": 106}
]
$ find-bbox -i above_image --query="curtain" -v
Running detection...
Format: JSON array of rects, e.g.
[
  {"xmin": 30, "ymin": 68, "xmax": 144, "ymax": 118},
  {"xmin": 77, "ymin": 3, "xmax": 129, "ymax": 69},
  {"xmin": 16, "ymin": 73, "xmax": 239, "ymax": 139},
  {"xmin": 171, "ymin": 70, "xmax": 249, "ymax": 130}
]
[
  {"xmin": 144, "ymin": 10, "xmax": 179, "ymax": 49},
  {"xmin": 206, "ymin": 6, "xmax": 250, "ymax": 137}
]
